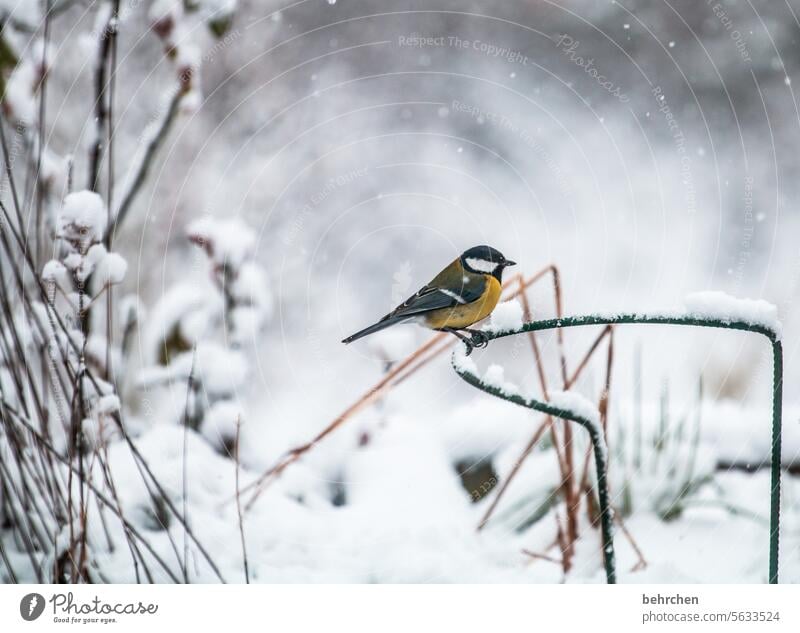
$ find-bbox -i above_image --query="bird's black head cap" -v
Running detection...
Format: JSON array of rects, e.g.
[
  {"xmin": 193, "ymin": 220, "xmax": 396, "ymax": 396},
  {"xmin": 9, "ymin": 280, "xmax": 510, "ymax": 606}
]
[{"xmin": 460, "ymin": 245, "xmax": 516, "ymax": 280}]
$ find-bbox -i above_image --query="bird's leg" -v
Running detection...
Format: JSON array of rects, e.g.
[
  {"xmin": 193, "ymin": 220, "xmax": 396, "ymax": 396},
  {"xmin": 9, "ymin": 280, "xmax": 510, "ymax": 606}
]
[
  {"xmin": 462, "ymin": 328, "xmax": 490, "ymax": 349},
  {"xmin": 443, "ymin": 328, "xmax": 476, "ymax": 355}
]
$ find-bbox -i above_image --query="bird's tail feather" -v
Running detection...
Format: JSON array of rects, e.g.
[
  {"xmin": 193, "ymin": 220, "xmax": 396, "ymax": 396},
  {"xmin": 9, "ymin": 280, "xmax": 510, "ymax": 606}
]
[{"xmin": 341, "ymin": 316, "xmax": 406, "ymax": 344}]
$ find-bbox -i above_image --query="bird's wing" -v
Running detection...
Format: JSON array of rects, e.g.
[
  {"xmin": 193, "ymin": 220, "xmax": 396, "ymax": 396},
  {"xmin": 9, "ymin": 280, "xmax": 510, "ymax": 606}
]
[
  {"xmin": 388, "ymin": 261, "xmax": 486, "ymax": 319},
  {"xmin": 343, "ymin": 260, "xmax": 488, "ymax": 343}
]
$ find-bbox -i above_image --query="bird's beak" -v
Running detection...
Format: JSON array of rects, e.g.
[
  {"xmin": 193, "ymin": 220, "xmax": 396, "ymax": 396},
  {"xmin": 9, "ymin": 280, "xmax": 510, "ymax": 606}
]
[{"xmin": 504, "ymin": 260, "xmax": 517, "ymax": 267}]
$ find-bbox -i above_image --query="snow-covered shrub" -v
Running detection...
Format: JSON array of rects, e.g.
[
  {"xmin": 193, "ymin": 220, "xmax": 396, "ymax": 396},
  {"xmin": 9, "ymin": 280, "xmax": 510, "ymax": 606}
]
[
  {"xmin": 138, "ymin": 217, "xmax": 270, "ymax": 454},
  {"xmin": 2, "ymin": 37, "xmax": 48, "ymax": 126},
  {"xmin": 187, "ymin": 216, "xmax": 273, "ymax": 346},
  {"xmin": 1, "ymin": 35, "xmax": 68, "ymax": 197},
  {"xmin": 0, "ymin": 0, "xmax": 245, "ymax": 583},
  {"xmin": 36, "ymin": 191, "xmax": 127, "ymax": 448}
]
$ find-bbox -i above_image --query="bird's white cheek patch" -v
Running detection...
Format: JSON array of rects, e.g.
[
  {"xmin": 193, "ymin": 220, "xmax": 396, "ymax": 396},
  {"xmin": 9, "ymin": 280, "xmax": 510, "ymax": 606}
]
[{"xmin": 465, "ymin": 257, "xmax": 498, "ymax": 273}]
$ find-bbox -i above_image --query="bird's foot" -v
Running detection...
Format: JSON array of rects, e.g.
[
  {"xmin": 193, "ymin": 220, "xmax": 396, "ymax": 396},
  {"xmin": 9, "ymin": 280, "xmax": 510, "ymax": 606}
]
[
  {"xmin": 444, "ymin": 328, "xmax": 478, "ymax": 355},
  {"xmin": 466, "ymin": 329, "xmax": 490, "ymax": 349}
]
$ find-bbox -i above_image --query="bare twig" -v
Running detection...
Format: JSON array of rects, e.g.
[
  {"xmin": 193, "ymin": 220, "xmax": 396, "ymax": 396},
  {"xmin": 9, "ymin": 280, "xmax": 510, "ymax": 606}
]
[
  {"xmin": 108, "ymin": 86, "xmax": 185, "ymax": 239},
  {"xmin": 476, "ymin": 419, "xmax": 549, "ymax": 531},
  {"xmin": 614, "ymin": 505, "xmax": 648, "ymax": 572},
  {"xmin": 181, "ymin": 348, "xmax": 197, "ymax": 583},
  {"xmin": 0, "ymin": 0, "xmax": 84, "ymax": 33},
  {"xmin": 234, "ymin": 416, "xmax": 250, "ymax": 583},
  {"xmin": 34, "ymin": 0, "xmax": 53, "ymax": 268},
  {"xmin": 521, "ymin": 549, "xmax": 562, "ymax": 565},
  {"xmin": 1, "ymin": 399, "xmax": 181, "ymax": 582},
  {"xmin": 87, "ymin": 1, "xmax": 118, "ymax": 192}
]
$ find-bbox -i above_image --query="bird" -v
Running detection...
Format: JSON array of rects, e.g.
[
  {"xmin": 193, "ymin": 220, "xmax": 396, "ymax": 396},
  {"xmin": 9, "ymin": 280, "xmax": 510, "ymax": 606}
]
[{"xmin": 342, "ymin": 245, "xmax": 516, "ymax": 353}]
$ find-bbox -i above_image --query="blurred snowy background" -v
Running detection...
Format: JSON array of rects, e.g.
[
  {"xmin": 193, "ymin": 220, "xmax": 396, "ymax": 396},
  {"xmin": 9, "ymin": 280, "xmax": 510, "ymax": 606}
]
[{"xmin": 1, "ymin": 0, "xmax": 800, "ymax": 583}]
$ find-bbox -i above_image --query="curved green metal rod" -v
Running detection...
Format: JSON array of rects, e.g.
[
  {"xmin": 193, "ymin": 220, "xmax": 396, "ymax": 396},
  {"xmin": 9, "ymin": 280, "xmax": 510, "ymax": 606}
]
[
  {"xmin": 454, "ymin": 361, "xmax": 617, "ymax": 584},
  {"xmin": 453, "ymin": 313, "xmax": 783, "ymax": 584}
]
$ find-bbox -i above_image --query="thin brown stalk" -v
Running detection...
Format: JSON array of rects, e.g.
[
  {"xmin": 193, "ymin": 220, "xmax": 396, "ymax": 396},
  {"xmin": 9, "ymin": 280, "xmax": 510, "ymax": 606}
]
[
  {"xmin": 34, "ymin": 1, "xmax": 53, "ymax": 269},
  {"xmin": 614, "ymin": 505, "xmax": 648, "ymax": 572},
  {"xmin": 87, "ymin": 2, "xmax": 118, "ymax": 192},
  {"xmin": 234, "ymin": 416, "xmax": 250, "ymax": 583},
  {"xmin": 104, "ymin": 1, "xmax": 121, "ymax": 383},
  {"xmin": 517, "ymin": 265, "xmax": 579, "ymax": 569},
  {"xmin": 479, "ymin": 270, "xmax": 590, "ymax": 534},
  {"xmin": 554, "ymin": 510, "xmax": 568, "ymax": 568},
  {"xmin": 558, "ymin": 324, "xmax": 613, "ymax": 526},
  {"xmin": 516, "ymin": 278, "xmax": 568, "ymax": 489},
  {"xmin": 521, "ymin": 549, "xmax": 562, "ymax": 565},
  {"xmin": 546, "ymin": 265, "xmax": 582, "ymax": 571},
  {"xmin": 572, "ymin": 328, "xmax": 648, "ymax": 577},
  {"xmin": 477, "ymin": 419, "xmax": 549, "ymax": 531},
  {"xmin": 382, "ymin": 339, "xmax": 455, "ymax": 387},
  {"xmin": 181, "ymin": 357, "xmax": 195, "ymax": 584},
  {"xmin": 108, "ymin": 86, "xmax": 185, "ymax": 239},
  {"xmin": 576, "ymin": 328, "xmax": 615, "ymax": 506},
  {"xmin": 96, "ymin": 443, "xmax": 148, "ymax": 583}
]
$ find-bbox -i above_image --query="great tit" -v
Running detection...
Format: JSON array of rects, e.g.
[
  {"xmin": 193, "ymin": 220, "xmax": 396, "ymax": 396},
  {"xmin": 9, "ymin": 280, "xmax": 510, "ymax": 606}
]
[{"xmin": 342, "ymin": 245, "xmax": 516, "ymax": 352}]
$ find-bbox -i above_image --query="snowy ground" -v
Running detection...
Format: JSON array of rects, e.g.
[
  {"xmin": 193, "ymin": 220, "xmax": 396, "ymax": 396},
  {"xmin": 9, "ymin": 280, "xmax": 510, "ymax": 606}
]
[
  {"xmin": 17, "ymin": 391, "xmax": 792, "ymax": 584},
  {"xmin": 8, "ymin": 336, "xmax": 797, "ymax": 584}
]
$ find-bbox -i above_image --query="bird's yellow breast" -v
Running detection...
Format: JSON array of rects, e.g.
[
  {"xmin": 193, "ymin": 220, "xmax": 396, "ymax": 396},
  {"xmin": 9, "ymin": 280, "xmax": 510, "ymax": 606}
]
[{"xmin": 423, "ymin": 276, "xmax": 502, "ymax": 330}]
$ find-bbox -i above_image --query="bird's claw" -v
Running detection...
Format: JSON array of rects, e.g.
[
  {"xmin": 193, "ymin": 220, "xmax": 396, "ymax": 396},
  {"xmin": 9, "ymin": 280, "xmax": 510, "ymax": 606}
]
[
  {"xmin": 461, "ymin": 331, "xmax": 489, "ymax": 355},
  {"xmin": 470, "ymin": 331, "xmax": 490, "ymax": 349}
]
